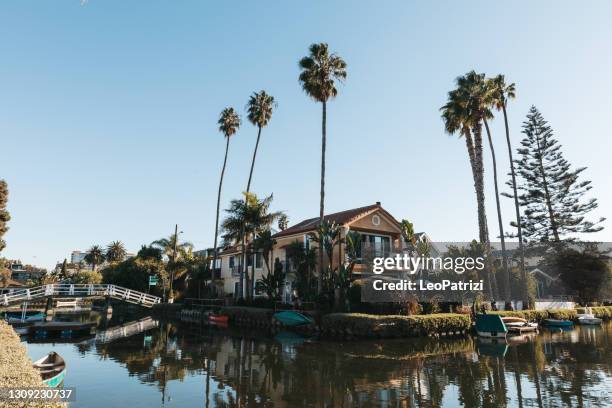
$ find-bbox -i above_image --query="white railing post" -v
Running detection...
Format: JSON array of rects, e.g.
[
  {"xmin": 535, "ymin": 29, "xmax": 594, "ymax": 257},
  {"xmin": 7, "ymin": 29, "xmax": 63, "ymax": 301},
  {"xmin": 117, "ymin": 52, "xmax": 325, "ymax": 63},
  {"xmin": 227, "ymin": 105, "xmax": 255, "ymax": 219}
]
[{"xmin": 26, "ymin": 289, "xmax": 31, "ymax": 300}]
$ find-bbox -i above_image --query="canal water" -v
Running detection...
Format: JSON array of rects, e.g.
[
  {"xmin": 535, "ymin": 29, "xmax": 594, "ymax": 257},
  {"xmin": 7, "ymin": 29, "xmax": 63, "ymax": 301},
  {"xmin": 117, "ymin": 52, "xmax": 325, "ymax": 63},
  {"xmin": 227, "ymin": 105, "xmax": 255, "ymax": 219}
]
[{"xmin": 22, "ymin": 314, "xmax": 611, "ymax": 407}]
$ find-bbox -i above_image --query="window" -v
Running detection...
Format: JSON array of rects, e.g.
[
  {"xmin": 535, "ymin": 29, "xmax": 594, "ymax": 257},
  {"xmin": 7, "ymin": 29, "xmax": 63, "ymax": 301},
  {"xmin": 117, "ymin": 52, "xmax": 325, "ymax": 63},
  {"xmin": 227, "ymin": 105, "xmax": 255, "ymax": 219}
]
[
  {"xmin": 229, "ymin": 256, "xmax": 235, "ymax": 268},
  {"xmin": 360, "ymin": 234, "xmax": 391, "ymax": 257},
  {"xmin": 255, "ymin": 252, "xmax": 263, "ymax": 269},
  {"xmin": 254, "ymin": 279, "xmax": 263, "ymax": 296}
]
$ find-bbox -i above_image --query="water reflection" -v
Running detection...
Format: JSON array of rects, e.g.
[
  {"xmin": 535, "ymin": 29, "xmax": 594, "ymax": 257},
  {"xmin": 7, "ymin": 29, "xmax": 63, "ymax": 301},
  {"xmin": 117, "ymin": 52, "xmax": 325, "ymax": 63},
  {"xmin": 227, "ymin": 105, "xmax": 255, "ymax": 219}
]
[{"xmin": 25, "ymin": 317, "xmax": 612, "ymax": 407}]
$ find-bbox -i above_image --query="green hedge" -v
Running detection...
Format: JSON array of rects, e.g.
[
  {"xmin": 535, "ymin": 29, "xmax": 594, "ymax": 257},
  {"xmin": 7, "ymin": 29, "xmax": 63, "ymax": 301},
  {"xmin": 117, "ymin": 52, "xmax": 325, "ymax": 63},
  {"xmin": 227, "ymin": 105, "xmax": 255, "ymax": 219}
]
[
  {"xmin": 489, "ymin": 308, "xmax": 582, "ymax": 321},
  {"xmin": 321, "ymin": 313, "xmax": 471, "ymax": 338},
  {"xmin": 575, "ymin": 306, "xmax": 612, "ymax": 319}
]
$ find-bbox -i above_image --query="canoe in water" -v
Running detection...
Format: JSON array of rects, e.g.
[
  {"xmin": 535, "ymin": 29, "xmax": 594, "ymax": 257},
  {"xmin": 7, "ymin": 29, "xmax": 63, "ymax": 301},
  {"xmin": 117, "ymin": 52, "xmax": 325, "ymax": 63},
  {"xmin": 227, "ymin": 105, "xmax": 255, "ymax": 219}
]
[
  {"xmin": 33, "ymin": 352, "xmax": 66, "ymax": 388},
  {"xmin": 208, "ymin": 314, "xmax": 229, "ymax": 324},
  {"xmin": 542, "ymin": 319, "xmax": 574, "ymax": 327},
  {"xmin": 273, "ymin": 311, "xmax": 313, "ymax": 327}
]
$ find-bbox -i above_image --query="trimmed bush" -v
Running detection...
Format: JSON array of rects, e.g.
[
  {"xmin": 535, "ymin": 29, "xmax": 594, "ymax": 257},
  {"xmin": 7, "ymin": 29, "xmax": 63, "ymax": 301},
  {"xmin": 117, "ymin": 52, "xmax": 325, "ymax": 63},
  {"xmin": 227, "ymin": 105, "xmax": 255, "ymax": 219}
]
[{"xmin": 321, "ymin": 313, "xmax": 471, "ymax": 338}]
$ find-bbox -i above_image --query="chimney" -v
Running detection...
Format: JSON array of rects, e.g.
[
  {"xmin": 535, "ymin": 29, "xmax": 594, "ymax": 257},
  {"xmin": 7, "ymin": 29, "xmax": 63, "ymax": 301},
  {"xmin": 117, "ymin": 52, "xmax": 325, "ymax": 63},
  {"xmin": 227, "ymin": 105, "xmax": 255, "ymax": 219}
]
[{"xmin": 376, "ymin": 201, "xmax": 381, "ymax": 206}]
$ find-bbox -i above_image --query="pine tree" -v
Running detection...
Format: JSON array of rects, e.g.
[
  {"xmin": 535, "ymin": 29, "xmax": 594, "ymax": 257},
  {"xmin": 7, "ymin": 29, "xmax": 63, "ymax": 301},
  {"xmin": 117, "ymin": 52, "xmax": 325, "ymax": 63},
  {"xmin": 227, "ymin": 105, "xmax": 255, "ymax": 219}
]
[
  {"xmin": 0, "ymin": 180, "xmax": 10, "ymax": 253},
  {"xmin": 510, "ymin": 106, "xmax": 604, "ymax": 242}
]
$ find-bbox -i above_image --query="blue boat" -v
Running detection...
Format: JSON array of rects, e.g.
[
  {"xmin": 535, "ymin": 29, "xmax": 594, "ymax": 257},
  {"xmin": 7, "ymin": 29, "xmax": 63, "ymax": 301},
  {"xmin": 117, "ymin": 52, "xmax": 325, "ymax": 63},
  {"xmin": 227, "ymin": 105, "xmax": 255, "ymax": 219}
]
[
  {"xmin": 33, "ymin": 352, "xmax": 66, "ymax": 388},
  {"xmin": 542, "ymin": 319, "xmax": 574, "ymax": 327},
  {"xmin": 273, "ymin": 311, "xmax": 313, "ymax": 327},
  {"xmin": 6, "ymin": 311, "xmax": 45, "ymax": 323}
]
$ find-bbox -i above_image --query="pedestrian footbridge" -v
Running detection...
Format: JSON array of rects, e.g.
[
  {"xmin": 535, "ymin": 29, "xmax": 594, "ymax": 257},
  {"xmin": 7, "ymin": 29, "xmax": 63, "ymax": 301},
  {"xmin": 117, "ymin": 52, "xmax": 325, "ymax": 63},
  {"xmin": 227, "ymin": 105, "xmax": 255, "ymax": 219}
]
[{"xmin": 1, "ymin": 284, "xmax": 161, "ymax": 308}]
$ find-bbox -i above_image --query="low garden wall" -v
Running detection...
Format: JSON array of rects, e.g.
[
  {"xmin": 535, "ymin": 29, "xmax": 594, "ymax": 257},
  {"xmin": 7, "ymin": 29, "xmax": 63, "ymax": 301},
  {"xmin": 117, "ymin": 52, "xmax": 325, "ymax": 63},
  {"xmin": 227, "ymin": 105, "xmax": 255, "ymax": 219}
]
[{"xmin": 0, "ymin": 320, "xmax": 65, "ymax": 408}]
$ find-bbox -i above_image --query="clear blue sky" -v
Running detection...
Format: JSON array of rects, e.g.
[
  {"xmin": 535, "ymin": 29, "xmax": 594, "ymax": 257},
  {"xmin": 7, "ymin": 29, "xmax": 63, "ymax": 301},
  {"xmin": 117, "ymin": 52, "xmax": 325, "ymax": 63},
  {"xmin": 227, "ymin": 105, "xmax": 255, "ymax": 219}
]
[{"xmin": 1, "ymin": 1, "xmax": 611, "ymax": 269}]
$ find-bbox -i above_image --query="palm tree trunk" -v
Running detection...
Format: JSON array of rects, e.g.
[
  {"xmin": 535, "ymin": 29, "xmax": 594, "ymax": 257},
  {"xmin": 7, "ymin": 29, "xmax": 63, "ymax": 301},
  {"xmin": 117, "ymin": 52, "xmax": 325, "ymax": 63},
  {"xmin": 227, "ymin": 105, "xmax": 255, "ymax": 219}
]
[
  {"xmin": 472, "ymin": 121, "xmax": 495, "ymax": 299},
  {"xmin": 318, "ymin": 101, "xmax": 327, "ymax": 294},
  {"xmin": 246, "ymin": 126, "xmax": 262, "ymax": 192},
  {"xmin": 240, "ymin": 126, "xmax": 263, "ymax": 302},
  {"xmin": 213, "ymin": 136, "xmax": 230, "ymax": 298},
  {"xmin": 484, "ymin": 118, "xmax": 511, "ymax": 303},
  {"xmin": 503, "ymin": 104, "xmax": 528, "ymax": 308}
]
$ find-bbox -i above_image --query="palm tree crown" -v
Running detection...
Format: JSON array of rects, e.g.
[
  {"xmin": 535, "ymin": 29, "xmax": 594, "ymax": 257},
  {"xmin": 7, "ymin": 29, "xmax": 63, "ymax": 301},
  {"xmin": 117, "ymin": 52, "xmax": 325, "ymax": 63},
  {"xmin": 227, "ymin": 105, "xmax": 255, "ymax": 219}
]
[
  {"xmin": 222, "ymin": 193, "xmax": 283, "ymax": 244},
  {"xmin": 247, "ymin": 91, "xmax": 276, "ymax": 128},
  {"xmin": 298, "ymin": 42, "xmax": 347, "ymax": 102},
  {"xmin": 151, "ymin": 234, "xmax": 193, "ymax": 261},
  {"xmin": 488, "ymin": 74, "xmax": 516, "ymax": 110},
  {"xmin": 106, "ymin": 241, "xmax": 127, "ymax": 263},
  {"xmin": 218, "ymin": 107, "xmax": 241, "ymax": 138},
  {"xmin": 84, "ymin": 245, "xmax": 105, "ymax": 271}
]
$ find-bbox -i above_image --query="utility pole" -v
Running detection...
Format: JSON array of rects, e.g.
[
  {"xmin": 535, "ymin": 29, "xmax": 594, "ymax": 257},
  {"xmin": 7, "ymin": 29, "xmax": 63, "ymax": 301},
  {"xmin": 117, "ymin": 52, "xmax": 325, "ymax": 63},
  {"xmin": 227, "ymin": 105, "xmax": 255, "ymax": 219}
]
[{"xmin": 169, "ymin": 223, "xmax": 178, "ymax": 303}]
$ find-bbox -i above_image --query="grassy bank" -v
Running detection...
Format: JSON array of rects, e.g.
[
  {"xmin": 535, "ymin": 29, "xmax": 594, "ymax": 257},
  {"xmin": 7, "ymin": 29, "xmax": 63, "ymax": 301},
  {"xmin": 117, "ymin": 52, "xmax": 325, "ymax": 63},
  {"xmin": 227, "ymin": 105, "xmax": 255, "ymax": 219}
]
[
  {"xmin": 0, "ymin": 321, "xmax": 65, "ymax": 408},
  {"xmin": 321, "ymin": 313, "xmax": 471, "ymax": 338}
]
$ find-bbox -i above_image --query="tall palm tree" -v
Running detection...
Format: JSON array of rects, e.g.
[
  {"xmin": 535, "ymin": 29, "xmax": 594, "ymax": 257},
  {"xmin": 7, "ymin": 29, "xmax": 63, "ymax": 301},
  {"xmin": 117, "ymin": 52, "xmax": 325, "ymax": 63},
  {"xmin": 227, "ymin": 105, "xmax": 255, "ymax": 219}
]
[
  {"xmin": 84, "ymin": 245, "xmax": 105, "ymax": 271},
  {"xmin": 478, "ymin": 78, "xmax": 511, "ymax": 304},
  {"xmin": 441, "ymin": 71, "xmax": 496, "ymax": 298},
  {"xmin": 106, "ymin": 240, "xmax": 127, "ymax": 263},
  {"xmin": 298, "ymin": 42, "xmax": 347, "ymax": 294},
  {"xmin": 245, "ymin": 90, "xmax": 276, "ymax": 192},
  {"xmin": 212, "ymin": 107, "xmax": 240, "ymax": 294},
  {"xmin": 490, "ymin": 75, "xmax": 528, "ymax": 306},
  {"xmin": 239, "ymin": 91, "xmax": 277, "ymax": 298}
]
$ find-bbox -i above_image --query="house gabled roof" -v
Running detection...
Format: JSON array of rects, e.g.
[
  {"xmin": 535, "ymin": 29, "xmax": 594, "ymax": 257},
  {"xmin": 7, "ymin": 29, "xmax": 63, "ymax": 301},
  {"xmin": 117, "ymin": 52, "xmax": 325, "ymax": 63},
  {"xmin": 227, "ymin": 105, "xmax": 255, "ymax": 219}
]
[{"xmin": 272, "ymin": 203, "xmax": 401, "ymax": 239}]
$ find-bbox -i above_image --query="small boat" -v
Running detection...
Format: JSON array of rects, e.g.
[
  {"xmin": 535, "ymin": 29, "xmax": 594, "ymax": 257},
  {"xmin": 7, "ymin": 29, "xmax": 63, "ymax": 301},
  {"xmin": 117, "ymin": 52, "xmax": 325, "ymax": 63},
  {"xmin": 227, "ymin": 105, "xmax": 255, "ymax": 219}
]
[
  {"xmin": 33, "ymin": 352, "xmax": 66, "ymax": 388},
  {"xmin": 501, "ymin": 316, "xmax": 539, "ymax": 330},
  {"xmin": 475, "ymin": 314, "xmax": 507, "ymax": 338},
  {"xmin": 577, "ymin": 308, "xmax": 603, "ymax": 325},
  {"xmin": 577, "ymin": 314, "xmax": 602, "ymax": 325},
  {"xmin": 542, "ymin": 319, "xmax": 574, "ymax": 327},
  {"xmin": 6, "ymin": 311, "xmax": 45, "ymax": 324},
  {"xmin": 273, "ymin": 311, "xmax": 313, "ymax": 327},
  {"xmin": 208, "ymin": 314, "xmax": 229, "ymax": 324}
]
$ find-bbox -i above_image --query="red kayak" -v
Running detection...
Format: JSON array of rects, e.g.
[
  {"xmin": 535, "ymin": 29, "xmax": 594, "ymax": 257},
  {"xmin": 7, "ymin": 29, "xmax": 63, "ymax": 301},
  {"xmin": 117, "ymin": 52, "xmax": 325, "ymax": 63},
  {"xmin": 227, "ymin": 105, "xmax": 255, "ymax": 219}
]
[{"xmin": 208, "ymin": 314, "xmax": 229, "ymax": 324}]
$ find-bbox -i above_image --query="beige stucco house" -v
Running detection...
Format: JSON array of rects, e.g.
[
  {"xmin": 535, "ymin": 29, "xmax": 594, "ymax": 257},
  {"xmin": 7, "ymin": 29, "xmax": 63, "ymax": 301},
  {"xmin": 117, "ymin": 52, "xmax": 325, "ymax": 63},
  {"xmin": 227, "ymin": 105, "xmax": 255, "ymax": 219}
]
[{"xmin": 212, "ymin": 202, "xmax": 431, "ymax": 300}]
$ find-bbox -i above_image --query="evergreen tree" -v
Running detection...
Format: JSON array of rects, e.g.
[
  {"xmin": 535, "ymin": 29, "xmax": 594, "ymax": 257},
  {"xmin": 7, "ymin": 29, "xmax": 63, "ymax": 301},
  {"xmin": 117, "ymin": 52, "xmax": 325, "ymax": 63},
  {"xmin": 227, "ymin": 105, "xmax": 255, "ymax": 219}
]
[
  {"xmin": 511, "ymin": 106, "xmax": 604, "ymax": 242},
  {"xmin": 0, "ymin": 180, "xmax": 10, "ymax": 253}
]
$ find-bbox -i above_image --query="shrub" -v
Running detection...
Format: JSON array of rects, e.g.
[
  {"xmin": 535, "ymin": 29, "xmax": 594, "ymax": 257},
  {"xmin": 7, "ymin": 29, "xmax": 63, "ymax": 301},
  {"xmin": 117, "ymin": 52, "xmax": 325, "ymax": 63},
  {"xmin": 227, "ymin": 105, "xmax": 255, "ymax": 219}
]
[{"xmin": 321, "ymin": 313, "xmax": 471, "ymax": 338}]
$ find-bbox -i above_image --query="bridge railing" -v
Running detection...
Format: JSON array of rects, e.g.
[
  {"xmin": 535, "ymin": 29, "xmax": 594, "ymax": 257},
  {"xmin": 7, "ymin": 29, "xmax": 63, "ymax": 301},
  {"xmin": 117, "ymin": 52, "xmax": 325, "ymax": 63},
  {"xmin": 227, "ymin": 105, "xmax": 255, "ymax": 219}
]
[{"xmin": 1, "ymin": 284, "xmax": 161, "ymax": 308}]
